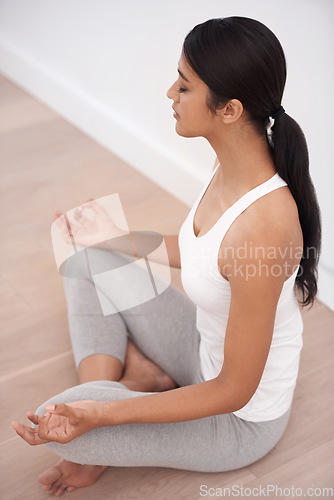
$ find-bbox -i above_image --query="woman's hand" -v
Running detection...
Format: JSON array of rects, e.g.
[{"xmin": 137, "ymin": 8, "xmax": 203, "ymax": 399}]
[
  {"xmin": 11, "ymin": 400, "xmax": 101, "ymax": 446},
  {"xmin": 53, "ymin": 198, "xmax": 126, "ymax": 248}
]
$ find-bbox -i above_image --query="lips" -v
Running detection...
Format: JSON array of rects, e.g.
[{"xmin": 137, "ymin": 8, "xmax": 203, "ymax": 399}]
[{"xmin": 172, "ymin": 107, "xmax": 180, "ymax": 119}]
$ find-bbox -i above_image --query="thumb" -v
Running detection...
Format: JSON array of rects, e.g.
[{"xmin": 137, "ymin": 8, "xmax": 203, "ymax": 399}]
[
  {"xmin": 45, "ymin": 403, "xmax": 76, "ymax": 418},
  {"xmin": 53, "ymin": 211, "xmax": 63, "ymax": 219}
]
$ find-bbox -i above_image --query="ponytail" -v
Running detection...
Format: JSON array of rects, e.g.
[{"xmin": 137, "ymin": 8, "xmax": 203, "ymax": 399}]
[{"xmin": 271, "ymin": 114, "xmax": 322, "ymax": 307}]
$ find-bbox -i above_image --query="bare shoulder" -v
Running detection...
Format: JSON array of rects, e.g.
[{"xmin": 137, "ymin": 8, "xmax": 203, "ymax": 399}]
[{"xmin": 219, "ymin": 186, "xmax": 303, "ymax": 281}]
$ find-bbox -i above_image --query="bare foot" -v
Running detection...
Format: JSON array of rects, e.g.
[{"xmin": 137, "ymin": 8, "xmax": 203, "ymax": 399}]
[
  {"xmin": 38, "ymin": 458, "xmax": 107, "ymax": 496},
  {"xmin": 120, "ymin": 339, "xmax": 177, "ymax": 392}
]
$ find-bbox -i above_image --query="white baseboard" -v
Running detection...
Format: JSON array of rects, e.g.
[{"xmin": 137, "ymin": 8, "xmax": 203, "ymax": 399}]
[{"xmin": 0, "ymin": 40, "xmax": 206, "ymax": 207}]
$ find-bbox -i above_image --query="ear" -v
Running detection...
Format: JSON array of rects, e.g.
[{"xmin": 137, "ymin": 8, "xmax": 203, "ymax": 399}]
[{"xmin": 217, "ymin": 99, "xmax": 244, "ymax": 124}]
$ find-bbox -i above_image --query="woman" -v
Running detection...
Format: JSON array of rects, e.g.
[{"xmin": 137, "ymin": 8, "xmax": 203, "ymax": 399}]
[{"xmin": 11, "ymin": 16, "xmax": 321, "ymax": 496}]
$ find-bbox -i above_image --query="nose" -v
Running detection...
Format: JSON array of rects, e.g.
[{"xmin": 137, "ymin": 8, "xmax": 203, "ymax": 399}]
[{"xmin": 166, "ymin": 80, "xmax": 179, "ymax": 101}]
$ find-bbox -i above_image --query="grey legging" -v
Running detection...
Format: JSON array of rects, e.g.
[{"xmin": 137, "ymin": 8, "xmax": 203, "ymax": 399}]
[{"xmin": 34, "ymin": 248, "xmax": 291, "ymax": 472}]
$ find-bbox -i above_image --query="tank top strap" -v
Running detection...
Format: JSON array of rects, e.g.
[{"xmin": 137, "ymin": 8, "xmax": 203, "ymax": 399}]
[
  {"xmin": 212, "ymin": 173, "xmax": 288, "ymax": 239},
  {"xmin": 191, "ymin": 164, "xmax": 220, "ymax": 214}
]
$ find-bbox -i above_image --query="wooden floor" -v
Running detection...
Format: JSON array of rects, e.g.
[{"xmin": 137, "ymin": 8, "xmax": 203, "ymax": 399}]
[{"xmin": 0, "ymin": 74, "xmax": 333, "ymax": 500}]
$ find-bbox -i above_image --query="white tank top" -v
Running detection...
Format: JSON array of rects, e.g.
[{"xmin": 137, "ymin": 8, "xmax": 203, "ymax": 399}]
[{"xmin": 178, "ymin": 165, "xmax": 303, "ymax": 422}]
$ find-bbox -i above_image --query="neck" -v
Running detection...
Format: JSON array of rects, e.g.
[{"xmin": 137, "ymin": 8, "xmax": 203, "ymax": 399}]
[{"xmin": 207, "ymin": 123, "xmax": 276, "ymax": 194}]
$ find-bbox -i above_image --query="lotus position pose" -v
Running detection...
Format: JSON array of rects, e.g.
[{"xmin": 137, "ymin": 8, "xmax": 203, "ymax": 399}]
[{"xmin": 11, "ymin": 17, "xmax": 321, "ymax": 497}]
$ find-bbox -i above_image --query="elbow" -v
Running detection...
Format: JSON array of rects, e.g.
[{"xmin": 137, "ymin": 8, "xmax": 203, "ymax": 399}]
[
  {"xmin": 213, "ymin": 376, "xmax": 256, "ymax": 414},
  {"xmin": 230, "ymin": 397, "xmax": 252, "ymax": 413},
  {"xmin": 227, "ymin": 396, "xmax": 253, "ymax": 414}
]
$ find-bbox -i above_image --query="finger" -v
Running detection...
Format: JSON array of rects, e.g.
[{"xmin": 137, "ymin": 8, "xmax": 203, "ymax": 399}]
[
  {"xmin": 63, "ymin": 213, "xmax": 74, "ymax": 235},
  {"xmin": 10, "ymin": 421, "xmax": 49, "ymax": 445},
  {"xmin": 26, "ymin": 411, "xmax": 40, "ymax": 425},
  {"xmin": 79, "ymin": 197, "xmax": 95, "ymax": 206},
  {"xmin": 80, "ymin": 199, "xmax": 108, "ymax": 216},
  {"xmin": 75, "ymin": 204, "xmax": 96, "ymax": 221},
  {"xmin": 53, "ymin": 213, "xmax": 73, "ymax": 240},
  {"xmin": 53, "ymin": 213, "xmax": 67, "ymax": 230},
  {"xmin": 66, "ymin": 486, "xmax": 76, "ymax": 492},
  {"xmin": 45, "ymin": 403, "xmax": 78, "ymax": 420},
  {"xmin": 64, "ymin": 217, "xmax": 82, "ymax": 236},
  {"xmin": 53, "ymin": 211, "xmax": 63, "ymax": 220},
  {"xmin": 73, "ymin": 208, "xmax": 90, "ymax": 224}
]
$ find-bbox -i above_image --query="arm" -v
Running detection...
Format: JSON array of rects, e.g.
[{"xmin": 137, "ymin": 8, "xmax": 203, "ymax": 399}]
[
  {"xmin": 160, "ymin": 234, "xmax": 181, "ymax": 269},
  {"xmin": 96, "ymin": 227, "xmax": 287, "ymax": 426},
  {"xmin": 13, "ymin": 222, "xmax": 291, "ymax": 444}
]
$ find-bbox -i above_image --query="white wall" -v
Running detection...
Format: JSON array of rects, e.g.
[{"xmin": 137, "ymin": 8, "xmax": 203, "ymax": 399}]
[{"xmin": 0, "ymin": 0, "xmax": 333, "ymax": 309}]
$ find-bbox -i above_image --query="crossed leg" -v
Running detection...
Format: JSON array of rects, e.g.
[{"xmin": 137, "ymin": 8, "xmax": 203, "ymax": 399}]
[
  {"xmin": 38, "ymin": 339, "xmax": 178, "ymax": 496},
  {"xmin": 32, "ymin": 250, "xmax": 200, "ymax": 496}
]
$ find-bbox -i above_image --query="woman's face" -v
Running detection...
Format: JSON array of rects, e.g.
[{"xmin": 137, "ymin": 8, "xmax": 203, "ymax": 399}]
[{"xmin": 167, "ymin": 53, "xmax": 217, "ymax": 138}]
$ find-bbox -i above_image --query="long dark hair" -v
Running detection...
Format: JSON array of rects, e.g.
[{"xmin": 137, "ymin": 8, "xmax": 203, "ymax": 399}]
[{"xmin": 183, "ymin": 17, "xmax": 321, "ymax": 308}]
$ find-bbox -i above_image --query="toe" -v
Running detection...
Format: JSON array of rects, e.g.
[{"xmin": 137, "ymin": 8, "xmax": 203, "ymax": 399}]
[
  {"xmin": 49, "ymin": 479, "xmax": 62, "ymax": 496},
  {"xmin": 55, "ymin": 484, "xmax": 67, "ymax": 497},
  {"xmin": 66, "ymin": 486, "xmax": 76, "ymax": 492},
  {"xmin": 38, "ymin": 465, "xmax": 61, "ymax": 486},
  {"xmin": 42, "ymin": 484, "xmax": 53, "ymax": 492}
]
